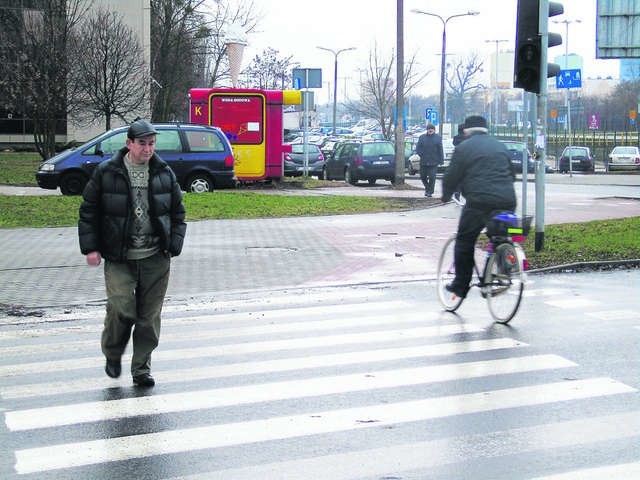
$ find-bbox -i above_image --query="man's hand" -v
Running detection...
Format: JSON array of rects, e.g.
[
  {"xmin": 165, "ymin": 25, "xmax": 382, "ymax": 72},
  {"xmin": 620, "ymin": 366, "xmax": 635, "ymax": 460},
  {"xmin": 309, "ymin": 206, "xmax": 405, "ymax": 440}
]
[{"xmin": 86, "ymin": 251, "xmax": 101, "ymax": 266}]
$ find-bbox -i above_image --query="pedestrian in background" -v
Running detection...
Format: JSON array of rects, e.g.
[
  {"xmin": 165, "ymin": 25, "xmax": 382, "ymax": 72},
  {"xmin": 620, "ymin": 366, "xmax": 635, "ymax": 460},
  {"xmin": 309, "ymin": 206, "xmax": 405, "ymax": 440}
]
[
  {"xmin": 451, "ymin": 123, "xmax": 467, "ymax": 203},
  {"xmin": 441, "ymin": 115, "xmax": 516, "ymax": 298},
  {"xmin": 78, "ymin": 119, "xmax": 187, "ymax": 387},
  {"xmin": 452, "ymin": 124, "xmax": 466, "ymax": 146},
  {"xmin": 415, "ymin": 123, "xmax": 444, "ymax": 197}
]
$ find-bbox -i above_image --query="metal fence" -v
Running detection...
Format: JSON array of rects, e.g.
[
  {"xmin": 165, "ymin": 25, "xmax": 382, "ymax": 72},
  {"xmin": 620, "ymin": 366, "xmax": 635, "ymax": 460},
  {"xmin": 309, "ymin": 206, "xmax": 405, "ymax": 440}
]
[{"xmin": 491, "ymin": 126, "xmax": 640, "ymax": 165}]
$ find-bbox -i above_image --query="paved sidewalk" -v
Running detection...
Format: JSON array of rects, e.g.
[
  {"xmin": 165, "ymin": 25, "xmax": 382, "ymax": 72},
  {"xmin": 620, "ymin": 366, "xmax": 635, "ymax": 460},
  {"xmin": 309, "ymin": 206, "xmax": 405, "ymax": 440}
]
[{"xmin": 0, "ymin": 175, "xmax": 638, "ymax": 312}]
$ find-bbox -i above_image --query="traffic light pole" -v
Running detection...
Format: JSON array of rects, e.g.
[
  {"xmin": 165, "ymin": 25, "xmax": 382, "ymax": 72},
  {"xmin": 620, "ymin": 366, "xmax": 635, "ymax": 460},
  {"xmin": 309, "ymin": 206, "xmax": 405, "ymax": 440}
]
[
  {"xmin": 514, "ymin": 0, "xmax": 563, "ymax": 251},
  {"xmin": 534, "ymin": 0, "xmax": 550, "ymax": 252}
]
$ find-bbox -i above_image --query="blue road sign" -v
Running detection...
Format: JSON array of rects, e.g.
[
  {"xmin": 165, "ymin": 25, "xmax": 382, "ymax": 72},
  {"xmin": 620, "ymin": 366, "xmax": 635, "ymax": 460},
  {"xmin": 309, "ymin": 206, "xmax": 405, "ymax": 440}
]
[
  {"xmin": 425, "ymin": 107, "xmax": 439, "ymax": 125},
  {"xmin": 430, "ymin": 110, "xmax": 439, "ymax": 125},
  {"xmin": 556, "ymin": 69, "xmax": 582, "ymax": 89},
  {"xmin": 292, "ymin": 68, "xmax": 322, "ymax": 89}
]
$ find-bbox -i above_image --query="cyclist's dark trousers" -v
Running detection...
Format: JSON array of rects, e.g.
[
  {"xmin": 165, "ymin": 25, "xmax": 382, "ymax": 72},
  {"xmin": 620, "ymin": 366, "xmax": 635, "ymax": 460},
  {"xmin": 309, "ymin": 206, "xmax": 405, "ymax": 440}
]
[
  {"xmin": 453, "ymin": 204, "xmax": 515, "ymax": 294},
  {"xmin": 420, "ymin": 165, "xmax": 438, "ymax": 195}
]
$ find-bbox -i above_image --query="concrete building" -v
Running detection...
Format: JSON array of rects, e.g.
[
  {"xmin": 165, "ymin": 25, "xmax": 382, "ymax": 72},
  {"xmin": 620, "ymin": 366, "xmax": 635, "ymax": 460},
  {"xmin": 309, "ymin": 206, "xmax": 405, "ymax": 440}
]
[
  {"xmin": 68, "ymin": 0, "xmax": 150, "ymax": 143},
  {"xmin": 0, "ymin": 0, "xmax": 150, "ymax": 147}
]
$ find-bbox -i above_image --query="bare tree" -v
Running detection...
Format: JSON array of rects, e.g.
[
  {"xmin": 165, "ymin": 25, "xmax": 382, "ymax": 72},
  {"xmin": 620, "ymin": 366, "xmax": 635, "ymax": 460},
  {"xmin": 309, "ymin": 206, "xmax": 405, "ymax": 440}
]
[
  {"xmin": 202, "ymin": 0, "xmax": 261, "ymax": 87},
  {"xmin": 242, "ymin": 47, "xmax": 298, "ymax": 89},
  {"xmin": 445, "ymin": 53, "xmax": 485, "ymax": 124},
  {"xmin": 0, "ymin": 0, "xmax": 88, "ymax": 159},
  {"xmin": 346, "ymin": 45, "xmax": 429, "ymax": 140},
  {"xmin": 150, "ymin": 0, "xmax": 209, "ymax": 121},
  {"xmin": 150, "ymin": 0, "xmax": 261, "ymax": 121},
  {"xmin": 69, "ymin": 9, "xmax": 147, "ymax": 131}
]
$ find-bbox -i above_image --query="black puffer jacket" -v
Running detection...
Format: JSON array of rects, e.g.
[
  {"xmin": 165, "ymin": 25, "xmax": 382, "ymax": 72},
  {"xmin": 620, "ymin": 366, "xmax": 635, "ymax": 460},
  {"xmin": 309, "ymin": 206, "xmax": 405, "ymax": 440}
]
[
  {"xmin": 442, "ymin": 132, "xmax": 516, "ymax": 208},
  {"xmin": 78, "ymin": 147, "xmax": 187, "ymax": 262}
]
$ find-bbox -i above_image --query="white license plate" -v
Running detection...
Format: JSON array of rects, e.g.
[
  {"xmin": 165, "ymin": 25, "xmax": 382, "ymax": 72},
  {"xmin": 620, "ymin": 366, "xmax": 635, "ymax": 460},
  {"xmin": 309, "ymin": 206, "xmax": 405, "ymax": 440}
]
[{"xmin": 373, "ymin": 161, "xmax": 389, "ymax": 165}]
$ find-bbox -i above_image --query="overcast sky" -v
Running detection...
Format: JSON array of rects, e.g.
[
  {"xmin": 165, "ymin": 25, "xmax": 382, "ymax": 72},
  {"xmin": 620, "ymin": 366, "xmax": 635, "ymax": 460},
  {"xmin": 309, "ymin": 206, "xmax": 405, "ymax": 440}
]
[{"xmin": 243, "ymin": 0, "xmax": 619, "ymax": 103}]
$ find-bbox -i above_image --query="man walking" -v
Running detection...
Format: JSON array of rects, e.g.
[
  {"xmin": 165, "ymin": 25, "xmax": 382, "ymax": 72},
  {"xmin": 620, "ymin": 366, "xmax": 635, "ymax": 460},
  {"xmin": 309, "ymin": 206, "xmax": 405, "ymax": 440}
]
[
  {"xmin": 415, "ymin": 123, "xmax": 444, "ymax": 197},
  {"xmin": 78, "ymin": 119, "xmax": 187, "ymax": 387}
]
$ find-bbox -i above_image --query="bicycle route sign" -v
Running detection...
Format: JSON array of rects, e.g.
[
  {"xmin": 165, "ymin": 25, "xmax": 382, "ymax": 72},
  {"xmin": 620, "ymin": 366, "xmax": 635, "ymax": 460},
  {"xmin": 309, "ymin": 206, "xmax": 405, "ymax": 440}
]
[{"xmin": 556, "ymin": 69, "xmax": 582, "ymax": 89}]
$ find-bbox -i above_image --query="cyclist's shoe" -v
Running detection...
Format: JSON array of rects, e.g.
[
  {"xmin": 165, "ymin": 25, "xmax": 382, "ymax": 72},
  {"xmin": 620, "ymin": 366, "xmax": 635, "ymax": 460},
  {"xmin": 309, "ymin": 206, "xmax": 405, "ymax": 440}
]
[{"xmin": 445, "ymin": 283, "xmax": 467, "ymax": 298}]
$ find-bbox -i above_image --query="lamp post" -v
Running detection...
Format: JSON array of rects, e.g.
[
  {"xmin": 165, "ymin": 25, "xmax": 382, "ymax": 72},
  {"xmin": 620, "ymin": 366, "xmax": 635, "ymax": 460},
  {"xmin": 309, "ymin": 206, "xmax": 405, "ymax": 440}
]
[
  {"xmin": 412, "ymin": 9, "xmax": 479, "ymax": 136},
  {"xmin": 553, "ymin": 18, "xmax": 581, "ymax": 177},
  {"xmin": 317, "ymin": 46, "xmax": 356, "ymax": 136},
  {"xmin": 485, "ymin": 39, "xmax": 508, "ymax": 127}
]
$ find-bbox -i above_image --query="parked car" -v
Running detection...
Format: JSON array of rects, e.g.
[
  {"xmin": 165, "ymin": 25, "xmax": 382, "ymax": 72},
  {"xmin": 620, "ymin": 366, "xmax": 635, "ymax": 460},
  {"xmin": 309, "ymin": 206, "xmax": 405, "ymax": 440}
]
[
  {"xmin": 500, "ymin": 140, "xmax": 534, "ymax": 174},
  {"xmin": 607, "ymin": 146, "xmax": 640, "ymax": 171},
  {"xmin": 558, "ymin": 146, "xmax": 595, "ymax": 173},
  {"xmin": 36, "ymin": 123, "xmax": 235, "ymax": 195},
  {"xmin": 408, "ymin": 152, "xmax": 421, "ymax": 175},
  {"xmin": 288, "ymin": 134, "xmax": 325, "ymax": 145},
  {"xmin": 439, "ymin": 138, "xmax": 455, "ymax": 173},
  {"xmin": 324, "ymin": 140, "xmax": 396, "ymax": 185},
  {"xmin": 319, "ymin": 138, "xmax": 343, "ymax": 160},
  {"xmin": 407, "ymin": 138, "xmax": 453, "ymax": 175},
  {"xmin": 283, "ymin": 143, "xmax": 325, "ymax": 178}
]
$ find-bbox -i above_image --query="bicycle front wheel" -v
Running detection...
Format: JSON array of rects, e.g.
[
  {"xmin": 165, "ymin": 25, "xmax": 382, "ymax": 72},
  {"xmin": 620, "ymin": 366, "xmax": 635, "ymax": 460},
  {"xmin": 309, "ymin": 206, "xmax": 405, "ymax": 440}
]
[
  {"xmin": 436, "ymin": 236, "xmax": 465, "ymax": 312},
  {"xmin": 483, "ymin": 243, "xmax": 524, "ymax": 323}
]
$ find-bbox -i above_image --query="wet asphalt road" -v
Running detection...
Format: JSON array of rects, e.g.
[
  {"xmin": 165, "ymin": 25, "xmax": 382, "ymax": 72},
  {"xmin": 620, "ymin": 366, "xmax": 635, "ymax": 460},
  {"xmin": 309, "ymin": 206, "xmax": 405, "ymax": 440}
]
[{"xmin": 0, "ymin": 172, "xmax": 638, "ymax": 479}]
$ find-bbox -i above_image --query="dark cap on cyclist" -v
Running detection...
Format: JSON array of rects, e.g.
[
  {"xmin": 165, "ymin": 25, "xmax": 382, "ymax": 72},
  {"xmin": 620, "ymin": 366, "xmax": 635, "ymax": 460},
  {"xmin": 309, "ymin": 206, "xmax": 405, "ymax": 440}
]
[{"xmin": 463, "ymin": 115, "xmax": 488, "ymax": 133}]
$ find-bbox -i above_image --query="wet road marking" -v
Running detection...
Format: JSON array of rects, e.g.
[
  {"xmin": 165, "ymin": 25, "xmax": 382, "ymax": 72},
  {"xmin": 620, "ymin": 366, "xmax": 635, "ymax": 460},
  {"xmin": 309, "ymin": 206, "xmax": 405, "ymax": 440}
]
[
  {"xmin": 0, "ymin": 322, "xmax": 484, "ymax": 377},
  {"xmin": 165, "ymin": 413, "xmax": 640, "ymax": 480},
  {"xmin": 14, "ymin": 378, "xmax": 635, "ymax": 474},
  {"xmin": 1, "ymin": 337, "xmax": 526, "ymax": 400},
  {"xmin": 544, "ymin": 298, "xmax": 603, "ymax": 309},
  {"xmin": 0, "ymin": 305, "xmax": 438, "ymax": 357},
  {"xmin": 529, "ymin": 461, "xmax": 640, "ymax": 479},
  {"xmin": 6, "ymin": 354, "xmax": 574, "ymax": 431}
]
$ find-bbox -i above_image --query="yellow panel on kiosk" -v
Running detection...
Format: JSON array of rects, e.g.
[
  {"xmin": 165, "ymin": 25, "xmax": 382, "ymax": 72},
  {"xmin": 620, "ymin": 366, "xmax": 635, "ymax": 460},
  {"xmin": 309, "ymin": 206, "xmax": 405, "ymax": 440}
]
[
  {"xmin": 282, "ymin": 90, "xmax": 302, "ymax": 105},
  {"xmin": 233, "ymin": 144, "xmax": 266, "ymax": 178}
]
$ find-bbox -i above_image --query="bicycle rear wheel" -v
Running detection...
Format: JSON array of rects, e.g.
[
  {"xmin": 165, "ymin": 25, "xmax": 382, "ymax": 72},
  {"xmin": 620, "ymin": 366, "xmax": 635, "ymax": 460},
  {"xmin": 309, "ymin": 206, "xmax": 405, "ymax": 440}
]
[
  {"xmin": 436, "ymin": 236, "xmax": 464, "ymax": 311},
  {"xmin": 483, "ymin": 243, "xmax": 524, "ymax": 323}
]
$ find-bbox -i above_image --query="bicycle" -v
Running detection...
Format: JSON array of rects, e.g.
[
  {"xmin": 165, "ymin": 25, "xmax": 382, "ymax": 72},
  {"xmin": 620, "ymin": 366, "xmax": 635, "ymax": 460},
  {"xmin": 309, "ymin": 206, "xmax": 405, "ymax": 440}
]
[{"xmin": 436, "ymin": 211, "xmax": 532, "ymax": 324}]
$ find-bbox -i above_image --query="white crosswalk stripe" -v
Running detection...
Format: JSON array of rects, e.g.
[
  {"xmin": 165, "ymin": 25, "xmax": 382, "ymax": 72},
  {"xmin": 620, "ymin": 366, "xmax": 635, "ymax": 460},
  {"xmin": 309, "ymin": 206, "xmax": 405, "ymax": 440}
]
[
  {"xmin": 166, "ymin": 413, "xmax": 640, "ymax": 480},
  {"xmin": 13, "ymin": 379, "xmax": 636, "ymax": 475},
  {"xmin": 1, "ymin": 292, "xmax": 638, "ymax": 479},
  {"xmin": 6, "ymin": 354, "xmax": 577, "ymax": 431},
  {"xmin": 1, "ymin": 337, "xmax": 526, "ymax": 400}
]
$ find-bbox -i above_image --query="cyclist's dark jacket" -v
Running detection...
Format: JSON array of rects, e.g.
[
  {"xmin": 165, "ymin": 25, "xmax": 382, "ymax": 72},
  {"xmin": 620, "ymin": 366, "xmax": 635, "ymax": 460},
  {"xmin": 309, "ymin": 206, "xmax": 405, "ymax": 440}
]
[
  {"xmin": 78, "ymin": 147, "xmax": 187, "ymax": 262},
  {"xmin": 442, "ymin": 131, "xmax": 516, "ymax": 209}
]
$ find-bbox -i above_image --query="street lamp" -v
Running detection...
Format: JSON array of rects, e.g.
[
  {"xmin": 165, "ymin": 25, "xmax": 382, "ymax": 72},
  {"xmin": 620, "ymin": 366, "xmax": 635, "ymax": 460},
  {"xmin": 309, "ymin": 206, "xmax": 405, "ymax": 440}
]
[
  {"xmin": 553, "ymin": 18, "xmax": 581, "ymax": 176},
  {"xmin": 317, "ymin": 46, "xmax": 356, "ymax": 135},
  {"xmin": 412, "ymin": 9, "xmax": 479, "ymax": 136},
  {"xmin": 485, "ymin": 39, "xmax": 508, "ymax": 127}
]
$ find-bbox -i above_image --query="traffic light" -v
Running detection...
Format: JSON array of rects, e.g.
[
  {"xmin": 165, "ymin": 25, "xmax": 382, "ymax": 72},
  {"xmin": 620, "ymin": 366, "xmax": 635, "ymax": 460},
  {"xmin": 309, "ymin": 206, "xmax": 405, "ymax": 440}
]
[{"xmin": 513, "ymin": 0, "xmax": 564, "ymax": 94}]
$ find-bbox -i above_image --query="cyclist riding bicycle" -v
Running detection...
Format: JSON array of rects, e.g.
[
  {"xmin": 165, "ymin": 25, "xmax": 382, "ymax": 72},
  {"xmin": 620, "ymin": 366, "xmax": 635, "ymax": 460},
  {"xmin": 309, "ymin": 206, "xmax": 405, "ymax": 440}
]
[{"xmin": 441, "ymin": 115, "xmax": 516, "ymax": 298}]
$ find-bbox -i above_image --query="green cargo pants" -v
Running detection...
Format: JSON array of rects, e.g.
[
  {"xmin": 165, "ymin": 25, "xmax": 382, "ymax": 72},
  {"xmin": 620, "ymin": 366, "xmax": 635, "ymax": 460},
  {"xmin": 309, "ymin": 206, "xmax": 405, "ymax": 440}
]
[{"xmin": 102, "ymin": 252, "xmax": 170, "ymax": 377}]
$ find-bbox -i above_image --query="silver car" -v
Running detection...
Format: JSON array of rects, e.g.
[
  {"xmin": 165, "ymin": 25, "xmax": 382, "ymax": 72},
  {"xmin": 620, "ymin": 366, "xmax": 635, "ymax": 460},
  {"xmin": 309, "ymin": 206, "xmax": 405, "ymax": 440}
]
[{"xmin": 608, "ymin": 146, "xmax": 640, "ymax": 171}]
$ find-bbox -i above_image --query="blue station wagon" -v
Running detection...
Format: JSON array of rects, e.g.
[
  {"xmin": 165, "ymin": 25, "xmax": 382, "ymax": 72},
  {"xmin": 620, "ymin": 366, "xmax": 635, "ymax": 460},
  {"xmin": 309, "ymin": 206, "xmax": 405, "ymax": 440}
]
[{"xmin": 36, "ymin": 123, "xmax": 236, "ymax": 195}]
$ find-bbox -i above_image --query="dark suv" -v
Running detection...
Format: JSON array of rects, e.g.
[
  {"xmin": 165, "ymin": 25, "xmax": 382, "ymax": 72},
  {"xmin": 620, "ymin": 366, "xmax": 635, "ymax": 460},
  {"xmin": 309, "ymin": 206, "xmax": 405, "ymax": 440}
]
[
  {"xmin": 36, "ymin": 123, "xmax": 235, "ymax": 195},
  {"xmin": 558, "ymin": 146, "xmax": 595, "ymax": 173},
  {"xmin": 500, "ymin": 140, "xmax": 534, "ymax": 174},
  {"xmin": 324, "ymin": 140, "xmax": 396, "ymax": 185}
]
